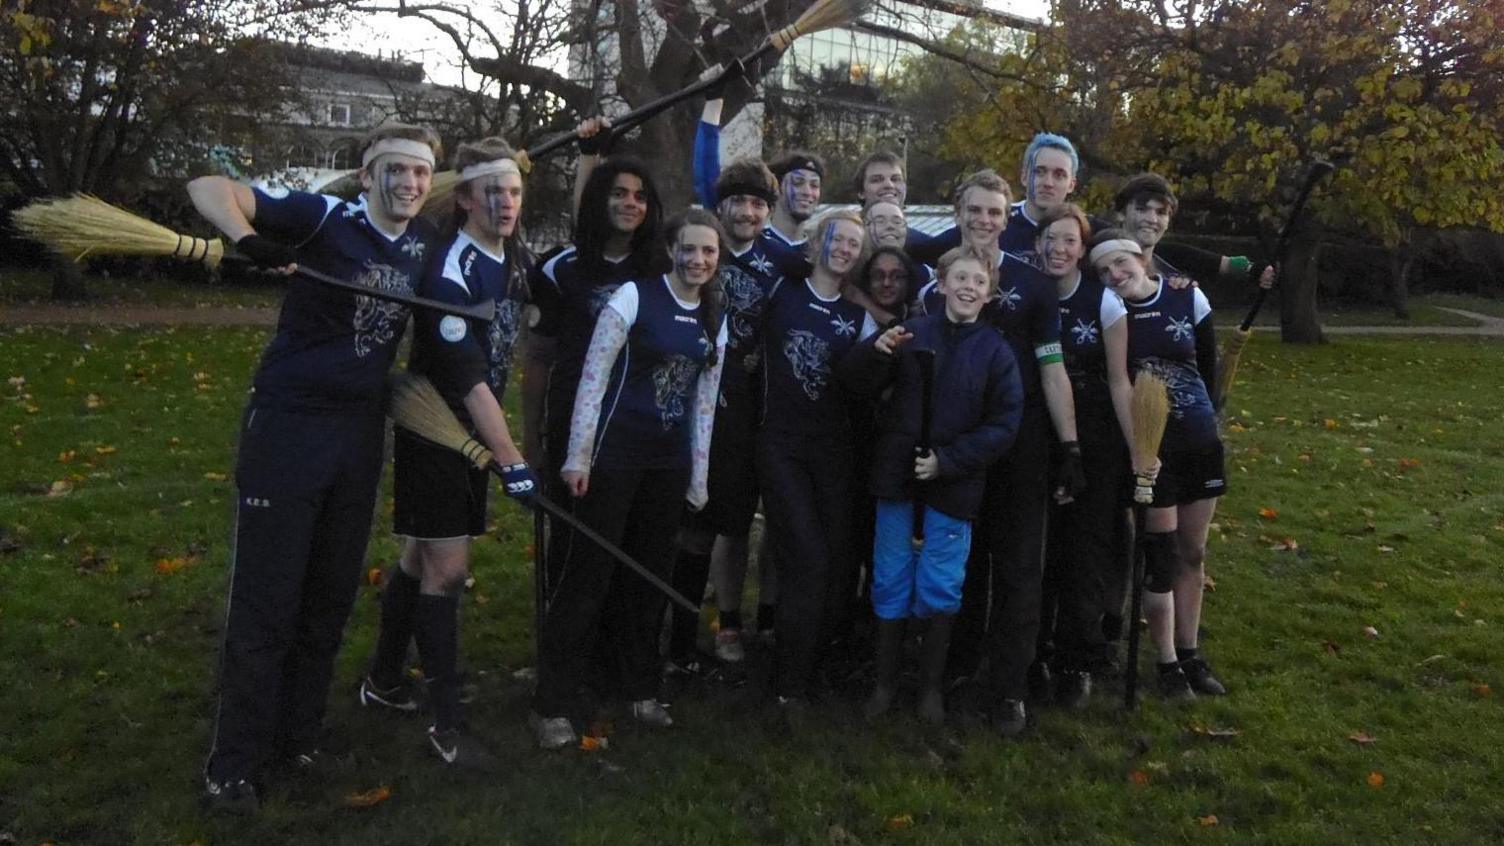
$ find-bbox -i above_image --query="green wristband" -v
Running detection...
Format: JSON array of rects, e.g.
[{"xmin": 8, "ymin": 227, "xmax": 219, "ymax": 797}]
[{"xmin": 1227, "ymin": 255, "xmax": 1251, "ymax": 279}]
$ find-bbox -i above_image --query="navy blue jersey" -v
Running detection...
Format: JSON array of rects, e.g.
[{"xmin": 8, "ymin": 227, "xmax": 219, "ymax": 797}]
[
  {"xmin": 1123, "ymin": 278, "xmax": 1218, "ymax": 450},
  {"xmin": 531, "ymin": 246, "xmax": 639, "ymax": 385},
  {"xmin": 759, "ymin": 226, "xmax": 812, "ymax": 283},
  {"xmin": 1057, "ymin": 271, "xmax": 1126, "ymax": 387},
  {"xmin": 248, "ymin": 188, "xmax": 435, "ymax": 414},
  {"xmin": 410, "ymin": 230, "xmax": 532, "ymax": 427},
  {"xmin": 1000, "ymin": 202, "xmax": 1042, "ymax": 264},
  {"xmin": 720, "ymin": 240, "xmax": 784, "ymax": 386},
  {"xmin": 592, "ymin": 277, "xmax": 726, "ymax": 470},
  {"xmin": 760, "ymin": 279, "xmax": 877, "ymax": 441},
  {"xmin": 919, "ymin": 252, "xmax": 1061, "ymax": 398}
]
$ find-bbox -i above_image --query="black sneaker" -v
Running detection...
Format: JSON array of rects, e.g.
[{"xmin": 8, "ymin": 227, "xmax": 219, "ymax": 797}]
[
  {"xmin": 1157, "ymin": 663, "xmax": 1197, "ymax": 702},
  {"xmin": 359, "ymin": 674, "xmax": 420, "ymax": 713},
  {"xmin": 1180, "ymin": 657, "xmax": 1227, "ymax": 696},
  {"xmin": 427, "ymin": 725, "xmax": 500, "ymax": 773},
  {"xmin": 990, "ymin": 699, "xmax": 1028, "ymax": 738},
  {"xmin": 1055, "ymin": 670, "xmax": 1092, "ymax": 710},
  {"xmin": 203, "ymin": 776, "xmax": 258, "ymax": 816}
]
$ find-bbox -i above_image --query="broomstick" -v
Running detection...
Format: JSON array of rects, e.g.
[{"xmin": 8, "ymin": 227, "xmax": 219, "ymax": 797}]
[
  {"xmin": 385, "ymin": 372, "xmax": 701, "ymax": 615},
  {"xmin": 911, "ymin": 347, "xmax": 936, "ymax": 549},
  {"xmin": 1123, "ymin": 372, "xmax": 1170, "ymax": 711},
  {"xmin": 12, "ymin": 194, "xmax": 494, "ymax": 322},
  {"xmin": 1213, "ymin": 159, "xmax": 1337, "ymax": 409}
]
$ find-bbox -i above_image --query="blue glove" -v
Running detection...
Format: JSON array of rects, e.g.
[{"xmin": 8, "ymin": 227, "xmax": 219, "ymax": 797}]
[{"xmin": 499, "ymin": 462, "xmax": 538, "ymax": 503}]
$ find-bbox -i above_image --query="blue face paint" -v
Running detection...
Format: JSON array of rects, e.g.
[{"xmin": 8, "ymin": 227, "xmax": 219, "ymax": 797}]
[
  {"xmin": 820, "ymin": 220, "xmax": 836, "ymax": 269},
  {"xmin": 379, "ymin": 164, "xmax": 398, "ymax": 216},
  {"xmin": 784, "ymin": 175, "xmax": 799, "ymax": 213}
]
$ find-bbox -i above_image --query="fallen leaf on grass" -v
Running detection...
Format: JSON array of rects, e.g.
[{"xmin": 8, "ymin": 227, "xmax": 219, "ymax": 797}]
[
  {"xmin": 365, "ymin": 567, "xmax": 383, "ymax": 586},
  {"xmin": 1188, "ymin": 723, "xmax": 1241, "ymax": 740},
  {"xmin": 1472, "ymin": 683, "xmax": 1492, "ymax": 698},
  {"xmin": 1396, "ymin": 458, "xmax": 1422, "ymax": 471},
  {"xmin": 58, "ymin": 450, "xmax": 75, "ymax": 463},
  {"xmin": 1257, "ymin": 507, "xmax": 1278, "ymax": 520},
  {"xmin": 94, "ymin": 445, "xmax": 116, "ymax": 456},
  {"xmin": 1348, "ymin": 731, "xmax": 1376, "ymax": 746},
  {"xmin": 344, "ymin": 785, "xmax": 391, "ymax": 808},
  {"xmin": 154, "ymin": 555, "xmax": 200, "ymax": 575},
  {"xmin": 1377, "ymin": 545, "xmax": 1395, "ymax": 553},
  {"xmin": 203, "ymin": 472, "xmax": 227, "ymax": 482},
  {"xmin": 1322, "ymin": 640, "xmax": 1342, "ymax": 656},
  {"xmin": 1363, "ymin": 626, "xmax": 1379, "ymax": 639},
  {"xmin": 1366, "ymin": 771, "xmax": 1385, "ymax": 789},
  {"xmin": 882, "ymin": 814, "xmax": 913, "ymax": 832},
  {"xmin": 46, "ymin": 480, "xmax": 73, "ymax": 497},
  {"xmin": 1196, "ymin": 814, "xmax": 1219, "ymax": 827},
  {"xmin": 1129, "ymin": 769, "xmax": 1150, "ymax": 786},
  {"xmin": 578, "ymin": 735, "xmax": 609, "ymax": 752},
  {"xmin": 84, "ymin": 393, "xmax": 103, "ymax": 410},
  {"xmin": 1270, "ymin": 537, "xmax": 1299, "ymax": 552},
  {"xmin": 1323, "ymin": 419, "xmax": 1339, "ymax": 430}
]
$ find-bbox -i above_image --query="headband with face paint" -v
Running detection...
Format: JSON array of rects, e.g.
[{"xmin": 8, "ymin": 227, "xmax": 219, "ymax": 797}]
[
  {"xmin": 1088, "ymin": 238, "xmax": 1144, "ymax": 265},
  {"xmin": 458, "ymin": 158, "xmax": 523, "ymax": 183},
  {"xmin": 361, "ymin": 138, "xmax": 437, "ymax": 169},
  {"xmin": 772, "ymin": 157, "xmax": 824, "ymax": 181}
]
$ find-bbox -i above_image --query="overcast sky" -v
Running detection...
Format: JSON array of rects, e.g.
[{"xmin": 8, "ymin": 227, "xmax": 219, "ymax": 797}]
[{"xmin": 317, "ymin": 0, "xmax": 1053, "ymax": 87}]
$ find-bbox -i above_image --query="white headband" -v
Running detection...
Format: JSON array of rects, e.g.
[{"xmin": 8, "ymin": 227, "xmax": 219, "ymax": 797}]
[
  {"xmin": 458, "ymin": 158, "xmax": 523, "ymax": 183},
  {"xmin": 1088, "ymin": 238, "xmax": 1143, "ymax": 265},
  {"xmin": 361, "ymin": 138, "xmax": 436, "ymax": 169}
]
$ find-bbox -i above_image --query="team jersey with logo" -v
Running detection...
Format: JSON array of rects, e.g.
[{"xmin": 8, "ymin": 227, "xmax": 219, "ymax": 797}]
[
  {"xmin": 719, "ymin": 240, "xmax": 785, "ymax": 386},
  {"xmin": 248, "ymin": 188, "xmax": 435, "ymax": 414},
  {"xmin": 531, "ymin": 245, "xmax": 642, "ymax": 396},
  {"xmin": 916, "ymin": 203, "xmax": 1051, "ymax": 269},
  {"xmin": 410, "ymin": 230, "xmax": 532, "ymax": 428},
  {"xmin": 587, "ymin": 277, "xmax": 728, "ymax": 470},
  {"xmin": 760, "ymin": 278, "xmax": 878, "ymax": 440},
  {"xmin": 759, "ymin": 226, "xmax": 813, "ymax": 283},
  {"xmin": 1123, "ymin": 277, "xmax": 1218, "ymax": 450},
  {"xmin": 1057, "ymin": 271, "xmax": 1126, "ymax": 387},
  {"xmin": 918, "ymin": 251, "xmax": 1061, "ymax": 398}
]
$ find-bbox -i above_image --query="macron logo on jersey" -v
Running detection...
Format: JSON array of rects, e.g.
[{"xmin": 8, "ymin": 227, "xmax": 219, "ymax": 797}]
[
  {"xmin": 674, "ymin": 315, "xmax": 700, "ymax": 326},
  {"xmin": 805, "ymin": 302, "xmax": 832, "ymax": 317}
]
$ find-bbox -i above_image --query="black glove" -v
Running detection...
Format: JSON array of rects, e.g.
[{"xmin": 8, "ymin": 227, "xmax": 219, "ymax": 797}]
[
  {"xmin": 702, "ymin": 58, "xmax": 747, "ymax": 101},
  {"xmin": 1052, "ymin": 441, "xmax": 1087, "ymax": 501},
  {"xmin": 235, "ymin": 234, "xmax": 297, "ymax": 270},
  {"xmin": 499, "ymin": 461, "xmax": 539, "ymax": 504},
  {"xmin": 576, "ymin": 124, "xmax": 613, "ymax": 157},
  {"xmin": 1249, "ymin": 259, "xmax": 1274, "ymax": 288}
]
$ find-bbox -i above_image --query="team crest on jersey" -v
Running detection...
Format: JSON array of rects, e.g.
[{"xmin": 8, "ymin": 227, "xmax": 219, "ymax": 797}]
[
  {"xmin": 401, "ymin": 236, "xmax": 426, "ymax": 261},
  {"xmin": 748, "ymin": 252, "xmax": 775, "ymax": 276},
  {"xmin": 352, "ymin": 262, "xmax": 412, "ymax": 357},
  {"xmin": 488, "ymin": 299, "xmax": 523, "ymax": 389},
  {"xmin": 783, "ymin": 329, "xmax": 831, "ymax": 401},
  {"xmin": 831, "ymin": 314, "xmax": 857, "ymax": 337},
  {"xmin": 652, "ymin": 354, "xmax": 700, "ymax": 430},
  {"xmin": 1165, "ymin": 315, "xmax": 1194, "ymax": 342},
  {"xmin": 1140, "ymin": 358, "xmax": 1199, "ymax": 420},
  {"xmin": 440, "ymin": 315, "xmax": 468, "ymax": 343},
  {"xmin": 721, "ymin": 265, "xmax": 767, "ymax": 345},
  {"xmin": 998, "ymin": 286, "xmax": 1022, "ymax": 311},
  {"xmin": 1071, "ymin": 318, "xmax": 1100, "ymax": 346}
]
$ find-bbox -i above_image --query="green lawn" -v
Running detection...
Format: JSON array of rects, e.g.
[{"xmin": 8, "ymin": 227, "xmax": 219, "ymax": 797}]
[
  {"xmin": 1216, "ymin": 294, "xmax": 1496, "ymax": 328},
  {"xmin": 0, "ymin": 267, "xmax": 281, "ymax": 309},
  {"xmin": 1, "ymin": 327, "xmax": 1501, "ymax": 845}
]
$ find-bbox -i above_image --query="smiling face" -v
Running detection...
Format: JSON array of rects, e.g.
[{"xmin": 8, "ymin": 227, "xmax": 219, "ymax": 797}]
[
  {"xmin": 864, "ymin": 202, "xmax": 907, "ymax": 249},
  {"xmin": 956, "ymin": 186, "xmax": 1008, "ymax": 251},
  {"xmin": 718, "ymin": 194, "xmax": 770, "ymax": 247},
  {"xmin": 361, "ymin": 154, "xmax": 434, "ymax": 225},
  {"xmin": 865, "ymin": 252, "xmax": 910, "ymax": 310},
  {"xmin": 1122, "ymin": 196, "xmax": 1173, "ymax": 248},
  {"xmin": 781, "ymin": 170, "xmax": 821, "ymax": 221},
  {"xmin": 940, "ymin": 257, "xmax": 990, "ymax": 323},
  {"xmin": 1023, "ymin": 147, "xmax": 1077, "ymax": 214},
  {"xmin": 1037, "ymin": 216, "xmax": 1085, "ymax": 279},
  {"xmin": 1094, "ymin": 248, "xmax": 1150, "ymax": 295},
  {"xmin": 670, "ymin": 223, "xmax": 720, "ymax": 288},
  {"xmin": 860, "ymin": 161, "xmax": 907, "ymax": 207},
  {"xmin": 818, "ymin": 218, "xmax": 865, "ymax": 277},
  {"xmin": 607, "ymin": 172, "xmax": 648, "ymax": 236},
  {"xmin": 457, "ymin": 171, "xmax": 524, "ymax": 242}
]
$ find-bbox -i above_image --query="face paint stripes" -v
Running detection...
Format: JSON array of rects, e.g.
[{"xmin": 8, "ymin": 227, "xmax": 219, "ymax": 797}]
[
  {"xmin": 820, "ymin": 220, "xmax": 836, "ymax": 268},
  {"xmin": 380, "ymin": 167, "xmax": 398, "ymax": 216},
  {"xmin": 483, "ymin": 176, "xmax": 505, "ymax": 233}
]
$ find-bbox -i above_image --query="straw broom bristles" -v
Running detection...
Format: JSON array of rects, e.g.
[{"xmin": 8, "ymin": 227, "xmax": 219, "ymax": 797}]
[
  {"xmin": 1130, "ymin": 372, "xmax": 1170, "ymax": 502},
  {"xmin": 13, "ymin": 194, "xmax": 224, "ymax": 268},
  {"xmin": 769, "ymin": 0, "xmax": 871, "ymax": 50},
  {"xmin": 387, "ymin": 372, "xmax": 495, "ymax": 470}
]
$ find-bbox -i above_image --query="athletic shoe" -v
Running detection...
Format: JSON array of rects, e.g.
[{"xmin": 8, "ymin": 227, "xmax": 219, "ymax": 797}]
[
  {"xmin": 427, "ymin": 725, "xmax": 500, "ymax": 772},
  {"xmin": 1055, "ymin": 670, "xmax": 1092, "ymax": 710},
  {"xmin": 358, "ymin": 674, "xmax": 419, "ymax": 713},
  {"xmin": 528, "ymin": 712, "xmax": 576, "ymax": 750},
  {"xmin": 990, "ymin": 699, "xmax": 1028, "ymax": 738},
  {"xmin": 1157, "ymin": 663, "xmax": 1197, "ymax": 702},
  {"xmin": 630, "ymin": 699, "xmax": 674, "ymax": 728},
  {"xmin": 286, "ymin": 747, "xmax": 327, "ymax": 775},
  {"xmin": 714, "ymin": 628, "xmax": 746, "ymax": 663},
  {"xmin": 203, "ymin": 776, "xmax": 258, "ymax": 816},
  {"xmin": 1180, "ymin": 657, "xmax": 1227, "ymax": 696}
]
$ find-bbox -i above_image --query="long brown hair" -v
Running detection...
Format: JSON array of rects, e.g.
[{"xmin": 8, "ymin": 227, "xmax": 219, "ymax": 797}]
[{"xmin": 663, "ymin": 207, "xmax": 727, "ymax": 368}]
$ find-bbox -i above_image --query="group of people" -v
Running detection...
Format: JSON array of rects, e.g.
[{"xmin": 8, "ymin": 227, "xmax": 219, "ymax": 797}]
[{"xmin": 190, "ymin": 91, "xmax": 1274, "ymax": 814}]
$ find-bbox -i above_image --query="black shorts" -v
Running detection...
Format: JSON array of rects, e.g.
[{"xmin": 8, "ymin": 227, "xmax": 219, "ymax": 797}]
[
  {"xmin": 682, "ymin": 380, "xmax": 760, "ymax": 536},
  {"xmin": 1152, "ymin": 442, "xmax": 1227, "ymax": 507},
  {"xmin": 393, "ymin": 428, "xmax": 489, "ymax": 539}
]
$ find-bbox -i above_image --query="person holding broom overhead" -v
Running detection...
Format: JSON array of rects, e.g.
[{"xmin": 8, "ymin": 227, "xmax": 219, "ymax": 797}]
[
  {"xmin": 1089, "ymin": 220, "xmax": 1229, "ymax": 702},
  {"xmin": 531, "ymin": 208, "xmax": 728, "ymax": 749},
  {"xmin": 357, "ymin": 137, "xmax": 538, "ymax": 770},
  {"xmin": 190, "ymin": 123, "xmax": 441, "ymax": 814}
]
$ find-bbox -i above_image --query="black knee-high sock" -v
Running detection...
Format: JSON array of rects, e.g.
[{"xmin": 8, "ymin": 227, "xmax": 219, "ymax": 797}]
[
  {"xmin": 371, "ymin": 567, "xmax": 421, "ymax": 685},
  {"xmin": 757, "ymin": 602, "xmax": 776, "ymax": 633},
  {"xmin": 414, "ymin": 593, "xmax": 461, "ymax": 731},
  {"xmin": 669, "ymin": 550, "xmax": 712, "ymax": 659}
]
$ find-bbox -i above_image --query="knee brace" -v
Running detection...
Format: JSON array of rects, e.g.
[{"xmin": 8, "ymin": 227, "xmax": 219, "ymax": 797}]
[{"xmin": 1143, "ymin": 531, "xmax": 1179, "ymax": 594}]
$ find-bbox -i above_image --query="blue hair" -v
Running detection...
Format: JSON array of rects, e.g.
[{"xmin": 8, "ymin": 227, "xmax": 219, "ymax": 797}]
[{"xmin": 1024, "ymin": 133, "xmax": 1079, "ymax": 202}]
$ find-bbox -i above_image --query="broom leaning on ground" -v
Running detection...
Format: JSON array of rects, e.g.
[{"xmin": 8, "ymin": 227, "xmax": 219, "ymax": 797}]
[
  {"xmin": 1122, "ymin": 372, "xmax": 1170, "ymax": 710},
  {"xmin": 12, "ymin": 194, "xmax": 494, "ymax": 322},
  {"xmin": 385, "ymin": 372, "xmax": 701, "ymax": 616}
]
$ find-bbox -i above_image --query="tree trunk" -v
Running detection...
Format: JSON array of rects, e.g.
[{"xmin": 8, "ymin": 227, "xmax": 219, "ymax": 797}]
[
  {"xmin": 49, "ymin": 256, "xmax": 89, "ymax": 301},
  {"xmin": 628, "ymin": 111, "xmax": 697, "ymax": 210},
  {"xmin": 1387, "ymin": 248, "xmax": 1414, "ymax": 320},
  {"xmin": 1278, "ymin": 221, "xmax": 1324, "ymax": 344}
]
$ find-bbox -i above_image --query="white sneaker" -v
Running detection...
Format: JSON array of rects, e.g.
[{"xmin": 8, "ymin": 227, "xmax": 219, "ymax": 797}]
[
  {"xmin": 528, "ymin": 712, "xmax": 576, "ymax": 750},
  {"xmin": 630, "ymin": 698, "xmax": 674, "ymax": 728},
  {"xmin": 714, "ymin": 628, "xmax": 746, "ymax": 663}
]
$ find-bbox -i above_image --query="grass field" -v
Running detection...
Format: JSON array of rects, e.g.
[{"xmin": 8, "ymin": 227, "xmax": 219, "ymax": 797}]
[{"xmin": 1, "ymin": 325, "xmax": 1501, "ymax": 845}]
